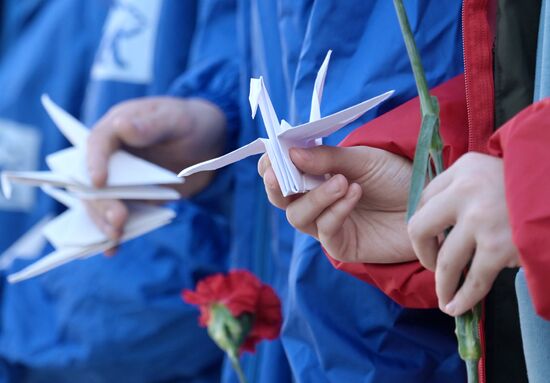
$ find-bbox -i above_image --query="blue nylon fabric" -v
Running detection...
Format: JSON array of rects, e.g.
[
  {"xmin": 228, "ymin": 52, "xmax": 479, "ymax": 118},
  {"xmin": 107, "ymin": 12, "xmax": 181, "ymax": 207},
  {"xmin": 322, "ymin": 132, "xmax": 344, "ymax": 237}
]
[
  {"xmin": 0, "ymin": 0, "xmax": 106, "ymax": 254},
  {"xmin": 0, "ymin": 0, "xmax": 46, "ymax": 56},
  {"xmin": 5, "ymin": 201, "xmax": 227, "ymax": 383},
  {"xmin": 0, "ymin": 1, "xmax": 228, "ymax": 381},
  {"xmin": 213, "ymin": 3, "xmax": 294, "ymax": 381},
  {"xmin": 168, "ymin": 1, "xmax": 294, "ymax": 381},
  {"xmin": 0, "ymin": 0, "xmax": 107, "ymax": 379},
  {"xmin": 168, "ymin": 0, "xmax": 241, "ymax": 153},
  {"xmin": 222, "ymin": 1, "xmax": 467, "ymax": 381}
]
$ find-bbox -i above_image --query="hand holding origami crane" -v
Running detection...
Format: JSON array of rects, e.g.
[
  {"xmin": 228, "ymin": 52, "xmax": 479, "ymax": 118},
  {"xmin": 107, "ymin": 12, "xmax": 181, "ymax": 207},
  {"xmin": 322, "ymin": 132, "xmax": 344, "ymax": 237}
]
[
  {"xmin": 1, "ymin": 96, "xmax": 182, "ymax": 282},
  {"xmin": 2, "ymin": 95, "xmax": 183, "ymax": 201},
  {"xmin": 179, "ymin": 51, "xmax": 394, "ymax": 196}
]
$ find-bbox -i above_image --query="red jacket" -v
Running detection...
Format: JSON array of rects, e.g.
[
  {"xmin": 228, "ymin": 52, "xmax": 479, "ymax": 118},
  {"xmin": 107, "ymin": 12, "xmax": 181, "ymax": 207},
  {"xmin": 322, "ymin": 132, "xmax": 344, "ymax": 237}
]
[
  {"xmin": 327, "ymin": 0, "xmax": 550, "ymax": 380},
  {"xmin": 331, "ymin": 0, "xmax": 550, "ymax": 321},
  {"xmin": 329, "ymin": 0, "xmax": 496, "ymax": 309}
]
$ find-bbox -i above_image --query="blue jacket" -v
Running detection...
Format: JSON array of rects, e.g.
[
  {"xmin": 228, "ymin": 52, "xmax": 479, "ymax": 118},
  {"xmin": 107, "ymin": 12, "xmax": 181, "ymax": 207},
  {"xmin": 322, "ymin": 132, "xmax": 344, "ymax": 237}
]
[
  {"xmin": 0, "ymin": 0, "xmax": 46, "ymax": 56},
  {"xmin": 0, "ymin": 0, "xmax": 106, "ymax": 381},
  {"xmin": 0, "ymin": 0, "xmax": 105, "ymax": 255},
  {"xmin": 0, "ymin": 1, "xmax": 227, "ymax": 382},
  {"xmin": 226, "ymin": 1, "xmax": 467, "ymax": 382}
]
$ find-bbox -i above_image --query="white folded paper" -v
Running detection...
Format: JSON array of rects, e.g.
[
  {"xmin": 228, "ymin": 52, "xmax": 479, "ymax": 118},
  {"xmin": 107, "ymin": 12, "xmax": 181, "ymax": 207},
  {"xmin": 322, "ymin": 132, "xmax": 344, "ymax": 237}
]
[
  {"xmin": 7, "ymin": 186, "xmax": 175, "ymax": 283},
  {"xmin": 1, "ymin": 95, "xmax": 183, "ymax": 201},
  {"xmin": 2, "ymin": 96, "xmax": 180, "ymax": 282},
  {"xmin": 179, "ymin": 50, "xmax": 394, "ymax": 196},
  {"xmin": 0, "ymin": 215, "xmax": 52, "ymax": 270}
]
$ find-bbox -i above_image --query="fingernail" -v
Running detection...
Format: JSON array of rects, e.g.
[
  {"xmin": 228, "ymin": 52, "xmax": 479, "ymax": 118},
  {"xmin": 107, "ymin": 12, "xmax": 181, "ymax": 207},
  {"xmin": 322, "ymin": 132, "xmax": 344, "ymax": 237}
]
[
  {"xmin": 445, "ymin": 301, "xmax": 456, "ymax": 316},
  {"xmin": 327, "ymin": 175, "xmax": 343, "ymax": 194},
  {"xmin": 104, "ymin": 248, "xmax": 117, "ymax": 257},
  {"xmin": 258, "ymin": 157, "xmax": 267, "ymax": 176},
  {"xmin": 291, "ymin": 148, "xmax": 312, "ymax": 163}
]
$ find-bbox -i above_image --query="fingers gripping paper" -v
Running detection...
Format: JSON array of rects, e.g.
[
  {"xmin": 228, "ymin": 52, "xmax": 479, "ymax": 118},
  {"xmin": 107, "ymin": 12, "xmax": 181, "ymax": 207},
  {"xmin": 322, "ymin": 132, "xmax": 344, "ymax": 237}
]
[
  {"xmin": 1, "ymin": 97, "xmax": 181, "ymax": 282},
  {"xmin": 2, "ymin": 95, "xmax": 183, "ymax": 201}
]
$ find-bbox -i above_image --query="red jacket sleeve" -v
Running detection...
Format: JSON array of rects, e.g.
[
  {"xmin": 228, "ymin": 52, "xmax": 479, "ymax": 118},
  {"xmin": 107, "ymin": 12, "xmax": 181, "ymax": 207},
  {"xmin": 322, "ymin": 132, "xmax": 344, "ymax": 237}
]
[
  {"xmin": 488, "ymin": 99, "xmax": 550, "ymax": 320},
  {"xmin": 326, "ymin": 74, "xmax": 469, "ymax": 308}
]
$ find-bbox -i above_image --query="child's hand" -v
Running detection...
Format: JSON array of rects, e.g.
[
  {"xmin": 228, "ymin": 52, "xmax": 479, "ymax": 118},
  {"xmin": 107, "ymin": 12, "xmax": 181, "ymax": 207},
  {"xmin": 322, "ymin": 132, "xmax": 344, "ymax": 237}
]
[{"xmin": 408, "ymin": 152, "xmax": 520, "ymax": 316}]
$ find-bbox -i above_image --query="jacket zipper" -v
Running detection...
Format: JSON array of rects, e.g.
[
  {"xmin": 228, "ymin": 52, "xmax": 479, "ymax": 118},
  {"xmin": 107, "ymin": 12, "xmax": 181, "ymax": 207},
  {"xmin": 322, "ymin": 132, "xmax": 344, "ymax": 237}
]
[
  {"xmin": 462, "ymin": 1, "xmax": 474, "ymax": 151},
  {"xmin": 462, "ymin": 0, "xmax": 495, "ymax": 154},
  {"xmin": 462, "ymin": 1, "xmax": 489, "ymax": 382}
]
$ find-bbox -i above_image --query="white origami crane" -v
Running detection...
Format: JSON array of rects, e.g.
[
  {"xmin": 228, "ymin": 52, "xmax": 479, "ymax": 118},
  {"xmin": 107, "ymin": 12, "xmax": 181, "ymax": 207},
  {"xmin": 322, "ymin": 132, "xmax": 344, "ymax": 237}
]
[
  {"xmin": 179, "ymin": 51, "xmax": 394, "ymax": 196},
  {"xmin": 1, "ymin": 96, "xmax": 181, "ymax": 282},
  {"xmin": 7, "ymin": 186, "xmax": 175, "ymax": 283},
  {"xmin": 1, "ymin": 95, "xmax": 183, "ymax": 201}
]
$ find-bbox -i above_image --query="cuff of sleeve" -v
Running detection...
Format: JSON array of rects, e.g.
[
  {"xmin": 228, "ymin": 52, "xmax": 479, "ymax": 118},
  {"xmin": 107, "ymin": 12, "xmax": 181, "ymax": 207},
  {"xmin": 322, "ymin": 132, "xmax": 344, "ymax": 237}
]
[
  {"xmin": 321, "ymin": 75, "xmax": 468, "ymax": 309},
  {"xmin": 488, "ymin": 98, "xmax": 550, "ymax": 319},
  {"xmin": 169, "ymin": 59, "xmax": 240, "ymax": 152},
  {"xmin": 324, "ymin": 247, "xmax": 438, "ymax": 308}
]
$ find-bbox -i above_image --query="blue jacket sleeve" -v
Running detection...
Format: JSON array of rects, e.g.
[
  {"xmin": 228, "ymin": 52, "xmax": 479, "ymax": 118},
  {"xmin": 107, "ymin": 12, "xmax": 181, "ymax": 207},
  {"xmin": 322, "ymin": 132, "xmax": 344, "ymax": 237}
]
[{"xmin": 169, "ymin": 0, "xmax": 240, "ymax": 146}]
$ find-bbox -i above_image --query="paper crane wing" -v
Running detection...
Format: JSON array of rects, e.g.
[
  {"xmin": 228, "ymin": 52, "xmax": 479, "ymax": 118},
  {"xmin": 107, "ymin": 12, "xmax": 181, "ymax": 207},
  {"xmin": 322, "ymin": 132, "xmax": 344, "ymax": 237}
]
[
  {"xmin": 41, "ymin": 94, "xmax": 89, "ymax": 147},
  {"xmin": 278, "ymin": 90, "xmax": 394, "ymax": 143},
  {"xmin": 7, "ymin": 204, "xmax": 174, "ymax": 283},
  {"xmin": 42, "ymin": 96, "xmax": 183, "ymax": 187},
  {"xmin": 178, "ymin": 138, "xmax": 266, "ymax": 177}
]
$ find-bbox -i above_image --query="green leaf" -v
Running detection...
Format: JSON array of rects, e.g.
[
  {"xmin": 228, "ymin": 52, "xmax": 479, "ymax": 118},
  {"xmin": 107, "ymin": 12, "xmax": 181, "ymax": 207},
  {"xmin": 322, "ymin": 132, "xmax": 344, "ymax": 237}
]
[{"xmin": 406, "ymin": 113, "xmax": 438, "ymax": 220}]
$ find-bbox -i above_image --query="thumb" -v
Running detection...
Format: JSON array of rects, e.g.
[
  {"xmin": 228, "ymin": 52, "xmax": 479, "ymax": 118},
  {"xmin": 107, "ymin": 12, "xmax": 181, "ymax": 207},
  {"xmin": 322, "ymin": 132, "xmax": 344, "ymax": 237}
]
[{"xmin": 289, "ymin": 146, "xmax": 373, "ymax": 180}]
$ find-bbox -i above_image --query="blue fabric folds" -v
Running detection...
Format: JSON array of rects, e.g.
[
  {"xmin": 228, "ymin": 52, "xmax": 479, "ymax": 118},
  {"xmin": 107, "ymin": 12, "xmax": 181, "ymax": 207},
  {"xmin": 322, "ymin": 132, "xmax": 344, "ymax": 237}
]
[{"xmin": 223, "ymin": 1, "xmax": 467, "ymax": 382}]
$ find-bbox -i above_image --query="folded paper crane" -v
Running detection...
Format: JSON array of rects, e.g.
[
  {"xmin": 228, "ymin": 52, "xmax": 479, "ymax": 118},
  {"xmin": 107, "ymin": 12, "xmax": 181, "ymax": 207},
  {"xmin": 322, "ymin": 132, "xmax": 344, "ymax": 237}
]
[
  {"xmin": 1, "ymin": 96, "xmax": 180, "ymax": 282},
  {"xmin": 7, "ymin": 186, "xmax": 175, "ymax": 283},
  {"xmin": 179, "ymin": 51, "xmax": 394, "ymax": 196},
  {"xmin": 2, "ymin": 95, "xmax": 183, "ymax": 201}
]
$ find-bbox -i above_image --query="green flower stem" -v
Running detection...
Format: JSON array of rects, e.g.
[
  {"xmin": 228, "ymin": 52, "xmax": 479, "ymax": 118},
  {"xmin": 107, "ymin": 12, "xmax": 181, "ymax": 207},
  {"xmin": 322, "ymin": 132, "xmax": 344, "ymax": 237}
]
[
  {"xmin": 229, "ymin": 353, "xmax": 249, "ymax": 383},
  {"xmin": 393, "ymin": 0, "xmax": 434, "ymax": 116},
  {"xmin": 207, "ymin": 305, "xmax": 253, "ymax": 383},
  {"xmin": 393, "ymin": 1, "xmax": 482, "ymax": 382}
]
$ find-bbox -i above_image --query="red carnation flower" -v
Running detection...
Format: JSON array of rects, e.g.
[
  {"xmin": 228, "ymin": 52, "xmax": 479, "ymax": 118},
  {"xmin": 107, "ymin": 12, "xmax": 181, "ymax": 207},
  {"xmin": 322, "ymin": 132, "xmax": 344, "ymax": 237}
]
[{"xmin": 182, "ymin": 270, "xmax": 282, "ymax": 354}]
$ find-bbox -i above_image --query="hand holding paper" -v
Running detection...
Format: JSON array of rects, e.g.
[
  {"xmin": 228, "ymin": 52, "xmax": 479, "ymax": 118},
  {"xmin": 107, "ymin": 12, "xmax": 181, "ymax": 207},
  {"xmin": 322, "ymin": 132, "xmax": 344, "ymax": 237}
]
[
  {"xmin": 179, "ymin": 51, "xmax": 394, "ymax": 196},
  {"xmin": 1, "ymin": 97, "xmax": 181, "ymax": 282},
  {"xmin": 2, "ymin": 95, "xmax": 183, "ymax": 201}
]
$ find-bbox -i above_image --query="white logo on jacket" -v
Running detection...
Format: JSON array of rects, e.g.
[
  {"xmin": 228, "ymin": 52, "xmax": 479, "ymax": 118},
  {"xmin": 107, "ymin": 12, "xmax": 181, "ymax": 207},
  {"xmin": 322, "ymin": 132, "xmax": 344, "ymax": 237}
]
[
  {"xmin": 91, "ymin": 0, "xmax": 163, "ymax": 84},
  {"xmin": 0, "ymin": 119, "xmax": 41, "ymax": 212}
]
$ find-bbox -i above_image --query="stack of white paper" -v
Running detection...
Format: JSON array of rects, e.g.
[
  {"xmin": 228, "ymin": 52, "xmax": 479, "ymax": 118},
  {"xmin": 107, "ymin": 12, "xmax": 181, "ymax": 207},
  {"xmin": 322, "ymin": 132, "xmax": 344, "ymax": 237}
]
[
  {"xmin": 179, "ymin": 50, "xmax": 394, "ymax": 196},
  {"xmin": 2, "ymin": 96, "xmax": 181, "ymax": 283}
]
